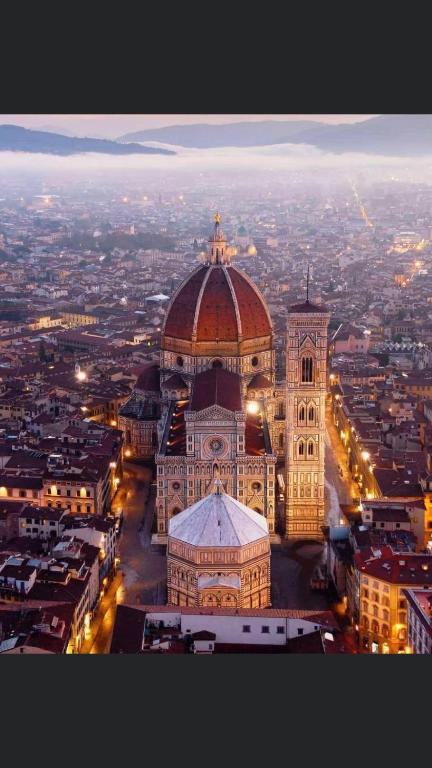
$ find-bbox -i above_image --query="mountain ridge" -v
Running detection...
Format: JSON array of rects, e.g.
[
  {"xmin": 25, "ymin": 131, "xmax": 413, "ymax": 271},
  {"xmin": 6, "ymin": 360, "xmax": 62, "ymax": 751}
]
[
  {"xmin": 118, "ymin": 120, "xmax": 326, "ymax": 148},
  {"xmin": 0, "ymin": 124, "xmax": 175, "ymax": 156},
  {"xmin": 118, "ymin": 115, "xmax": 432, "ymax": 156}
]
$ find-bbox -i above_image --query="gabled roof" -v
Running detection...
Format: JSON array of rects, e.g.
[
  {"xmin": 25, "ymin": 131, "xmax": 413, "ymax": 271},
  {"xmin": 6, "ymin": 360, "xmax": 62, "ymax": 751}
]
[{"xmin": 190, "ymin": 368, "xmax": 242, "ymax": 412}]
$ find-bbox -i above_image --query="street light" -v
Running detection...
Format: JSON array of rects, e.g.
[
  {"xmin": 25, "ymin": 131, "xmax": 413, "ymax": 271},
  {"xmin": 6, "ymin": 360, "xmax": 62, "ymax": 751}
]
[
  {"xmin": 246, "ymin": 401, "xmax": 259, "ymax": 415},
  {"xmin": 361, "ymin": 451, "xmax": 370, "ymax": 461}
]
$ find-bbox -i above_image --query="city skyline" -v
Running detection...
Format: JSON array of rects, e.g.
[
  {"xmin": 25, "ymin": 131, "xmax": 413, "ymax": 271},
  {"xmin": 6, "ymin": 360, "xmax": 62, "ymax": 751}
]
[{"xmin": 0, "ymin": 115, "xmax": 431, "ymax": 656}]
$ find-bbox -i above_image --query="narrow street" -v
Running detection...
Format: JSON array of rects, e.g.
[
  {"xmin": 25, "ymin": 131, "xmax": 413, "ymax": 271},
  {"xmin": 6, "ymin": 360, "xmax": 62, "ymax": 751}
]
[
  {"xmin": 80, "ymin": 571, "xmax": 123, "ymax": 655},
  {"xmin": 325, "ymin": 400, "xmax": 358, "ymax": 519},
  {"xmin": 116, "ymin": 462, "xmax": 166, "ymax": 606}
]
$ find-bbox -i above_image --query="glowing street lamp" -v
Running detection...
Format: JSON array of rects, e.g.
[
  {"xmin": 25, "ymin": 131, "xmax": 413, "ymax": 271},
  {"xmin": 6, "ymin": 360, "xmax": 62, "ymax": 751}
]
[
  {"xmin": 246, "ymin": 401, "xmax": 260, "ymax": 415},
  {"xmin": 361, "ymin": 451, "xmax": 370, "ymax": 461},
  {"xmin": 76, "ymin": 370, "xmax": 87, "ymax": 382}
]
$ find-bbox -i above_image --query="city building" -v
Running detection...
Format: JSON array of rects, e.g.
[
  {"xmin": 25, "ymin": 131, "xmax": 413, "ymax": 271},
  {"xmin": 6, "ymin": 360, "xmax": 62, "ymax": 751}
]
[
  {"xmin": 117, "ymin": 214, "xmax": 329, "ymax": 542},
  {"xmin": 354, "ymin": 546, "xmax": 432, "ymax": 653},
  {"xmin": 285, "ymin": 294, "xmax": 330, "ymax": 538},
  {"xmin": 110, "ymin": 603, "xmax": 342, "ymax": 654},
  {"xmin": 404, "ymin": 588, "xmax": 432, "ymax": 654},
  {"xmin": 167, "ymin": 479, "xmax": 271, "ymax": 608}
]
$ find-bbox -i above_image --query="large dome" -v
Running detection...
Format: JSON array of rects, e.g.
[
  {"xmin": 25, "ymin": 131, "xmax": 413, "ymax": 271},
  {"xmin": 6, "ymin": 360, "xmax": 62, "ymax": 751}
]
[{"xmin": 162, "ymin": 263, "xmax": 272, "ymax": 356}]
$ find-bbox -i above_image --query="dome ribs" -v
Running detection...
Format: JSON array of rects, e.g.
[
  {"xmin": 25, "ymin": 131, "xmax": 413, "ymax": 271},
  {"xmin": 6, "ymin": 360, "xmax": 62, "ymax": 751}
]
[
  {"xmin": 227, "ymin": 267, "xmax": 272, "ymax": 340},
  {"xmin": 163, "ymin": 265, "xmax": 207, "ymax": 340},
  {"xmin": 196, "ymin": 267, "xmax": 239, "ymax": 342}
]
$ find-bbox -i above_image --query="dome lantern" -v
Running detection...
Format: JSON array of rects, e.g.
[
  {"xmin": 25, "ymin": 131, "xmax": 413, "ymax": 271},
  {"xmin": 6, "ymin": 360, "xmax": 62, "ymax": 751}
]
[{"xmin": 208, "ymin": 212, "xmax": 229, "ymax": 265}]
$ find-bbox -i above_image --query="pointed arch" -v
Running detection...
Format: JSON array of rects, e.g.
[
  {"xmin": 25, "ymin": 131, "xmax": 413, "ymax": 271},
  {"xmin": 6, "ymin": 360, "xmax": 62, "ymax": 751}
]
[
  {"xmin": 301, "ymin": 356, "xmax": 314, "ymax": 383},
  {"xmin": 298, "ymin": 401, "xmax": 306, "ymax": 422}
]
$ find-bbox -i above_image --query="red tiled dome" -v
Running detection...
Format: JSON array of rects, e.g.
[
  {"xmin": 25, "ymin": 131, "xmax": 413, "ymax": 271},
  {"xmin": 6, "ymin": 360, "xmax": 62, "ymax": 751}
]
[{"xmin": 162, "ymin": 264, "xmax": 272, "ymax": 351}]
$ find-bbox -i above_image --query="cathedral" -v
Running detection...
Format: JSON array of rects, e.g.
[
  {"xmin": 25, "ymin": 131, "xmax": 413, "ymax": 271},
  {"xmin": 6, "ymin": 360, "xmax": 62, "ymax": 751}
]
[{"xmin": 119, "ymin": 213, "xmax": 330, "ymax": 549}]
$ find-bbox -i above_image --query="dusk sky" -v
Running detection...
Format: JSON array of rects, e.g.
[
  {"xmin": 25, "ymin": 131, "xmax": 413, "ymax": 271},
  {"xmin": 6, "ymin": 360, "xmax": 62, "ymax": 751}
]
[{"xmin": 0, "ymin": 114, "xmax": 378, "ymax": 139}]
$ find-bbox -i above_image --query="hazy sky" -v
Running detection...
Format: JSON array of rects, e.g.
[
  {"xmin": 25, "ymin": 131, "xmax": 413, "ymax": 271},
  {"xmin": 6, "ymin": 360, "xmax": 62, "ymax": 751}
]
[{"xmin": 0, "ymin": 114, "xmax": 378, "ymax": 139}]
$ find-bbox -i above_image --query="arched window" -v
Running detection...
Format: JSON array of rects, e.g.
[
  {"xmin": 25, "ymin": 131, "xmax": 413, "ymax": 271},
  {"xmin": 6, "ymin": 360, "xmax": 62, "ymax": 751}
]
[
  {"xmin": 172, "ymin": 507, "xmax": 181, "ymax": 516},
  {"xmin": 279, "ymin": 432, "xmax": 284, "ymax": 449},
  {"xmin": 298, "ymin": 440, "xmax": 305, "ymax": 457},
  {"xmin": 301, "ymin": 356, "xmax": 314, "ymax": 383},
  {"xmin": 308, "ymin": 406, "xmax": 315, "ymax": 422},
  {"xmin": 212, "ymin": 359, "xmax": 223, "ymax": 369},
  {"xmin": 307, "ymin": 440, "xmax": 314, "ymax": 457},
  {"xmin": 299, "ymin": 406, "xmax": 305, "ymax": 422},
  {"xmin": 278, "ymin": 402, "xmax": 285, "ymax": 418}
]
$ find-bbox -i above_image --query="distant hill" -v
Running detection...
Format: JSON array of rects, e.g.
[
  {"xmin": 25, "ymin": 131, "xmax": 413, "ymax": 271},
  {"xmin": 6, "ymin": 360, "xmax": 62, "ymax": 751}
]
[
  {"xmin": 119, "ymin": 115, "xmax": 432, "ymax": 156},
  {"xmin": 0, "ymin": 125, "xmax": 175, "ymax": 156},
  {"xmin": 118, "ymin": 120, "xmax": 325, "ymax": 148},
  {"xmin": 294, "ymin": 115, "xmax": 432, "ymax": 156}
]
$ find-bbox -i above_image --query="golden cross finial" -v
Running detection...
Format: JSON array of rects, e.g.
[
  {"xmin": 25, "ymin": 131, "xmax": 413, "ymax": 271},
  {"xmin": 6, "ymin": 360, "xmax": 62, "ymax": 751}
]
[{"xmin": 214, "ymin": 212, "xmax": 221, "ymax": 225}]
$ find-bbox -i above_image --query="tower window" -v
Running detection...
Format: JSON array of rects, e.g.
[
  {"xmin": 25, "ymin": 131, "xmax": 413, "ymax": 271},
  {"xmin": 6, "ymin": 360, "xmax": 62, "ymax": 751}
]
[
  {"xmin": 279, "ymin": 433, "xmax": 284, "ymax": 448},
  {"xmin": 298, "ymin": 441, "xmax": 305, "ymax": 457},
  {"xmin": 251, "ymin": 356, "xmax": 259, "ymax": 367},
  {"xmin": 301, "ymin": 357, "xmax": 314, "ymax": 383},
  {"xmin": 308, "ymin": 406, "xmax": 315, "ymax": 422},
  {"xmin": 176, "ymin": 356, "xmax": 184, "ymax": 367},
  {"xmin": 299, "ymin": 406, "xmax": 305, "ymax": 422},
  {"xmin": 308, "ymin": 441, "xmax": 314, "ymax": 456}
]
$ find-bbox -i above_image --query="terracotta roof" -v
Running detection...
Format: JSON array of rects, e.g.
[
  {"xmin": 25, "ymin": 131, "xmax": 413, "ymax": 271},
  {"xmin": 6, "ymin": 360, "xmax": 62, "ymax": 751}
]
[
  {"xmin": 110, "ymin": 604, "xmax": 146, "ymax": 654},
  {"xmin": 190, "ymin": 368, "xmax": 242, "ymax": 412},
  {"xmin": 163, "ymin": 373, "xmax": 187, "ymax": 389},
  {"xmin": 163, "ymin": 264, "xmax": 272, "ymax": 345},
  {"xmin": 135, "ymin": 364, "xmax": 160, "ymax": 392},
  {"xmin": 118, "ymin": 604, "xmax": 339, "ymax": 624},
  {"xmin": 247, "ymin": 373, "xmax": 272, "ymax": 389},
  {"xmin": 290, "ymin": 300, "xmax": 328, "ymax": 314},
  {"xmin": 355, "ymin": 547, "xmax": 432, "ymax": 585}
]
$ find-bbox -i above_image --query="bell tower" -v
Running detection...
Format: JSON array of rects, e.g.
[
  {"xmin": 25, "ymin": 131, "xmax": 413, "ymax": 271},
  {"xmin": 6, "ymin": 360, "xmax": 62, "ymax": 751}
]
[{"xmin": 285, "ymin": 281, "xmax": 330, "ymax": 539}]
